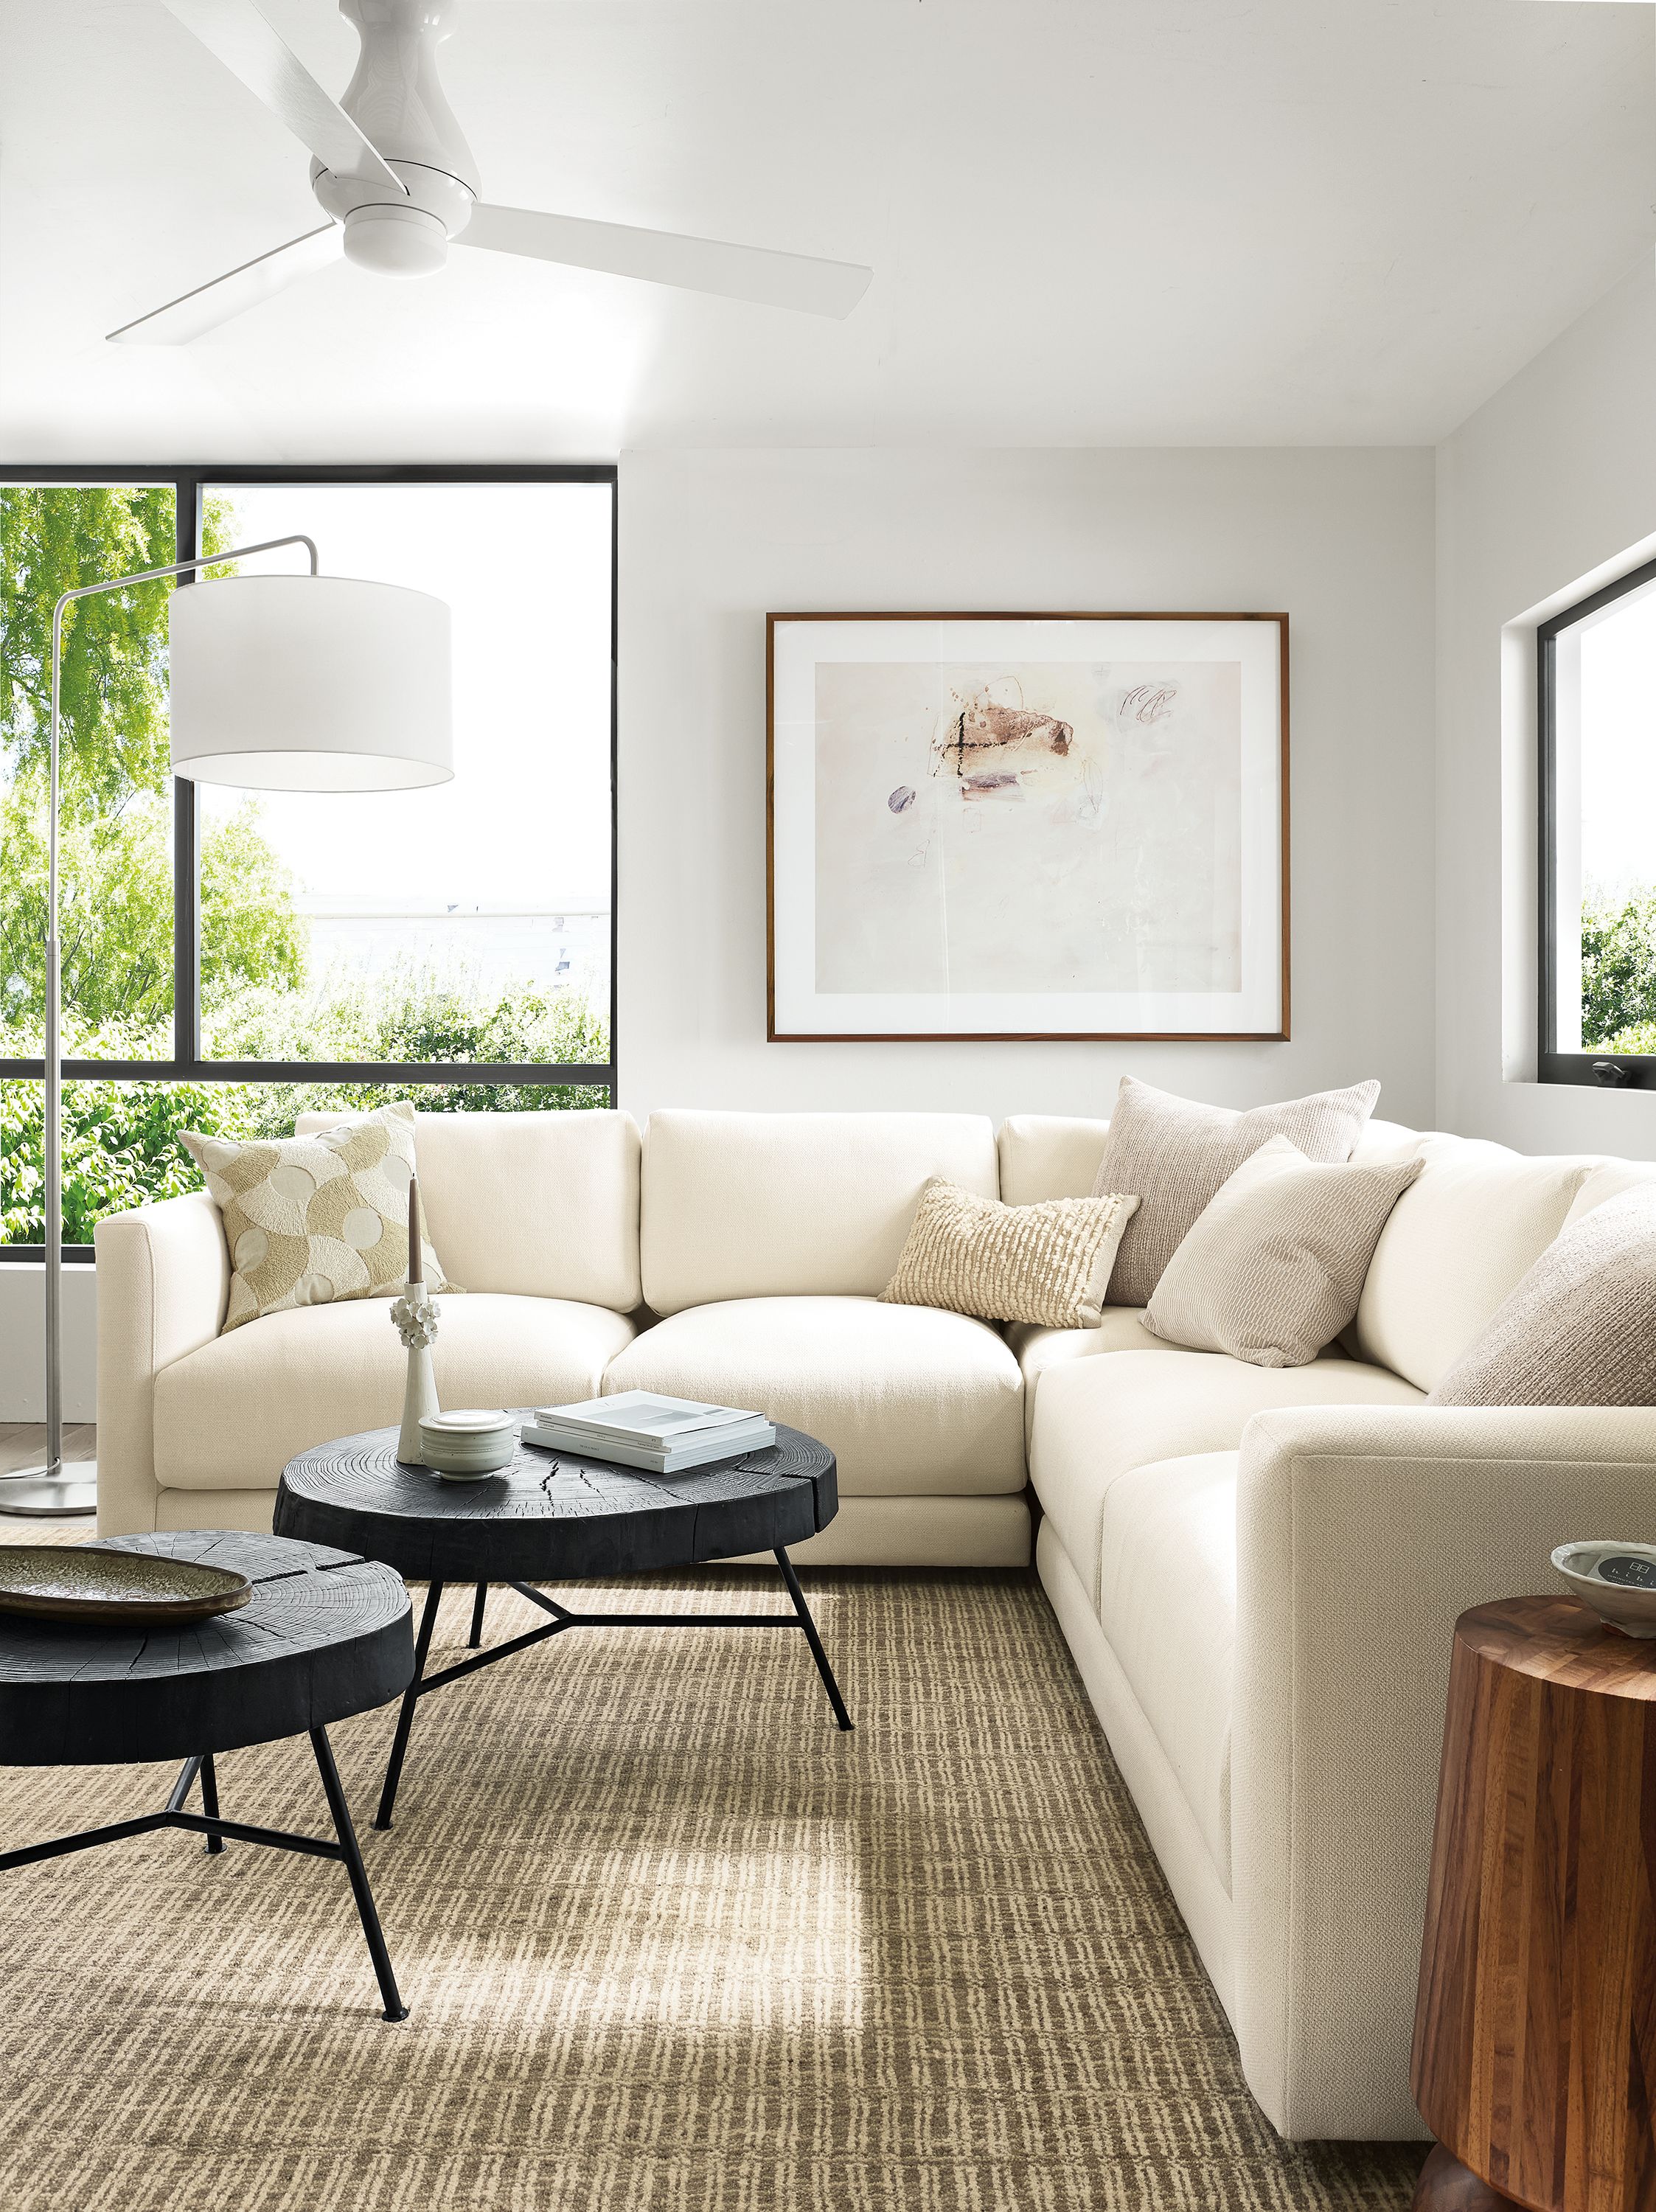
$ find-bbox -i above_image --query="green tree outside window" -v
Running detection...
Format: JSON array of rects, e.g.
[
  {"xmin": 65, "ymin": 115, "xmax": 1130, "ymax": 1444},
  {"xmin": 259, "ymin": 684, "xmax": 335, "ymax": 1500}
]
[{"xmin": 0, "ymin": 484, "xmax": 607, "ymax": 1245}]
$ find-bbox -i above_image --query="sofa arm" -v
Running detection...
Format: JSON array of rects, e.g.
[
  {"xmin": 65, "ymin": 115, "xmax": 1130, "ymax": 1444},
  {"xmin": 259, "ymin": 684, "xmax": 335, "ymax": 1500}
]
[
  {"xmin": 1231, "ymin": 1402, "xmax": 1656, "ymax": 2142},
  {"xmin": 94, "ymin": 1193, "xmax": 228, "ymax": 1535}
]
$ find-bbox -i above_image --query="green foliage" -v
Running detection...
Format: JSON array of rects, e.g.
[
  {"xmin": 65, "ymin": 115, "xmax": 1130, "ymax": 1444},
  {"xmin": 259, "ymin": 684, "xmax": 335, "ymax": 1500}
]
[
  {"xmin": 0, "ymin": 487, "xmax": 608, "ymax": 1246},
  {"xmin": 0, "ymin": 970, "xmax": 609, "ymax": 1242},
  {"xmin": 1603, "ymin": 1020, "xmax": 1656, "ymax": 1056},
  {"xmin": 211, "ymin": 963, "xmax": 609, "ymax": 1130},
  {"xmin": 0, "ymin": 783, "xmax": 308, "ymax": 1041},
  {"xmin": 199, "ymin": 801, "xmax": 310, "ymax": 1015},
  {"xmin": 0, "ymin": 1074, "xmax": 261, "ymax": 1246},
  {"xmin": 0, "ymin": 486, "xmax": 177, "ymax": 807},
  {"xmin": 0, "ymin": 486, "xmax": 302, "ymax": 1040},
  {"xmin": 1581, "ymin": 890, "xmax": 1656, "ymax": 1051}
]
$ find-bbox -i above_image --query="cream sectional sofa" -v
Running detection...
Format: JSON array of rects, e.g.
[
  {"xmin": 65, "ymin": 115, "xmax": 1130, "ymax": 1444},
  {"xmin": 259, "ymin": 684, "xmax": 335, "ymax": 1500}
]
[{"xmin": 94, "ymin": 1101, "xmax": 1656, "ymax": 2143}]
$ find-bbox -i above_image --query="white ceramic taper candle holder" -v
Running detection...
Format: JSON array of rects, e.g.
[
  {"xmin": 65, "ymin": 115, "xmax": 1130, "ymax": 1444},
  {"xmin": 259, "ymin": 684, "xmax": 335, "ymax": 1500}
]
[{"xmin": 392, "ymin": 1173, "xmax": 439, "ymax": 1464}]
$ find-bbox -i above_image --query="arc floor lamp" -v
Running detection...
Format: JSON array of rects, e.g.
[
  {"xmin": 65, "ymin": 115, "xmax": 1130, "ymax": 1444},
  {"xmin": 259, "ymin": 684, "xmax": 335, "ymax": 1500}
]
[{"xmin": 0, "ymin": 535, "xmax": 453, "ymax": 1517}]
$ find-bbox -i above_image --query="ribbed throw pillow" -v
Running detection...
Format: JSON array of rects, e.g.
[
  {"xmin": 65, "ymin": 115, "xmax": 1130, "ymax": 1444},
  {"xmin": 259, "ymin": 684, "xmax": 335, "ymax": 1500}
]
[
  {"xmin": 1428, "ymin": 1187, "xmax": 1656, "ymax": 1406},
  {"xmin": 1088, "ymin": 1074, "xmax": 1382, "ymax": 1307},
  {"xmin": 880, "ymin": 1178, "xmax": 1140, "ymax": 1328},
  {"xmin": 1143, "ymin": 1135, "xmax": 1422, "ymax": 1368},
  {"xmin": 182, "ymin": 1100, "xmax": 454, "ymax": 1334}
]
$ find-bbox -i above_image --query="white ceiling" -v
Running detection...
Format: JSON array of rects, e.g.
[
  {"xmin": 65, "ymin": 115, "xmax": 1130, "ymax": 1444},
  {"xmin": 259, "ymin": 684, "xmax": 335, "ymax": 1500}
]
[{"xmin": 2, "ymin": 0, "xmax": 1652, "ymax": 460}]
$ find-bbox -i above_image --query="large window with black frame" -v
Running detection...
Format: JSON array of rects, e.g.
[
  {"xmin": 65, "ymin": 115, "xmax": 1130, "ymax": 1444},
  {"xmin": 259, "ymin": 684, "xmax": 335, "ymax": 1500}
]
[
  {"xmin": 1539, "ymin": 552, "xmax": 1656, "ymax": 1091},
  {"xmin": 0, "ymin": 467, "xmax": 616, "ymax": 1258}
]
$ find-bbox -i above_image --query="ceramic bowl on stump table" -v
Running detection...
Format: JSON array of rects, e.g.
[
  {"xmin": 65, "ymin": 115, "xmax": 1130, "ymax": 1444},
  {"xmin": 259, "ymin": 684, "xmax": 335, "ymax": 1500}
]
[{"xmin": 418, "ymin": 1410, "xmax": 516, "ymax": 1480}]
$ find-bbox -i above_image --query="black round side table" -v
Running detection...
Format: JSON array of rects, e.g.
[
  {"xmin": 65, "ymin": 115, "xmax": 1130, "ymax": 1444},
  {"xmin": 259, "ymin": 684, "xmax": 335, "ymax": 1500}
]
[
  {"xmin": 274, "ymin": 1420, "xmax": 849, "ymax": 1832},
  {"xmin": 0, "ymin": 1529, "xmax": 414, "ymax": 2021}
]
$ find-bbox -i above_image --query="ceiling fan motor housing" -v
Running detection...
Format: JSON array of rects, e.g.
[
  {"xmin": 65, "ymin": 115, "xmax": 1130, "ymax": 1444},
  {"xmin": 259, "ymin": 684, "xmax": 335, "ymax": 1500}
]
[{"xmin": 311, "ymin": 0, "xmax": 480, "ymax": 275}]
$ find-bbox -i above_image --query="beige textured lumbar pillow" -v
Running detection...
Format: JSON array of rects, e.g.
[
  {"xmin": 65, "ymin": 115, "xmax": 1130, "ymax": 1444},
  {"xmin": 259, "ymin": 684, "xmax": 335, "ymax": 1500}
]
[
  {"xmin": 1088, "ymin": 1074, "xmax": 1382, "ymax": 1307},
  {"xmin": 881, "ymin": 1177, "xmax": 1140, "ymax": 1329},
  {"xmin": 1428, "ymin": 1187, "xmax": 1656, "ymax": 1407},
  {"xmin": 1142, "ymin": 1135, "xmax": 1422, "ymax": 1368},
  {"xmin": 182, "ymin": 1100, "xmax": 454, "ymax": 1335}
]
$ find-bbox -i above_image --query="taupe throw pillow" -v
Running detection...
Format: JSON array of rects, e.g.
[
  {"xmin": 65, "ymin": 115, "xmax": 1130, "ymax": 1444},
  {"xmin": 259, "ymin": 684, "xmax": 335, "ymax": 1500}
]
[
  {"xmin": 1428, "ymin": 1187, "xmax": 1656, "ymax": 1406},
  {"xmin": 1143, "ymin": 1135, "xmax": 1422, "ymax": 1368},
  {"xmin": 182, "ymin": 1100, "xmax": 454, "ymax": 1334},
  {"xmin": 881, "ymin": 1178, "xmax": 1140, "ymax": 1328},
  {"xmin": 1089, "ymin": 1074, "xmax": 1382, "ymax": 1307}
]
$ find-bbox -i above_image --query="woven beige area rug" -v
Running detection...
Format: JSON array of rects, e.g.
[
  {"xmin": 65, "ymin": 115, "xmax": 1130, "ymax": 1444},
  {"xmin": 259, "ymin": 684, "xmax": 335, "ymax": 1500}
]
[{"xmin": 0, "ymin": 1567, "xmax": 1420, "ymax": 2211}]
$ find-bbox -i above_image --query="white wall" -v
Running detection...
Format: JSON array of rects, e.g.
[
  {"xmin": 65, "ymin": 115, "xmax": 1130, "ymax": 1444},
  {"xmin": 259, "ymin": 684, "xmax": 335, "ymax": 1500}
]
[
  {"xmin": 618, "ymin": 447, "xmax": 1437, "ymax": 1129},
  {"xmin": 0, "ymin": 1267, "xmax": 97, "ymax": 1424},
  {"xmin": 1437, "ymin": 257, "xmax": 1656, "ymax": 1158}
]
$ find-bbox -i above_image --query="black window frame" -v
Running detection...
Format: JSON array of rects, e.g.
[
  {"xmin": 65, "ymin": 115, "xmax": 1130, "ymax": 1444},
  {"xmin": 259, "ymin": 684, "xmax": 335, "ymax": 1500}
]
[
  {"xmin": 0, "ymin": 462, "xmax": 619, "ymax": 1259},
  {"xmin": 1538, "ymin": 550, "xmax": 1656, "ymax": 1092}
]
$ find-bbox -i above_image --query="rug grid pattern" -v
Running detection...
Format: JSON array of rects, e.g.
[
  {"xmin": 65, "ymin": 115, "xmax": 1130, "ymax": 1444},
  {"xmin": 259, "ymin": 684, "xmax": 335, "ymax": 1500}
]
[{"xmin": 0, "ymin": 1565, "xmax": 1420, "ymax": 2209}]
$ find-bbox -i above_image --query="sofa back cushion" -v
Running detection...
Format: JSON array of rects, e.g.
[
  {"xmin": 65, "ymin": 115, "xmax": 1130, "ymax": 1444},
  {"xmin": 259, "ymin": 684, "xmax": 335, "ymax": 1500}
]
[
  {"xmin": 1565, "ymin": 1158, "xmax": 1656, "ymax": 1228},
  {"xmin": 1428, "ymin": 1186, "xmax": 1656, "ymax": 1407},
  {"xmin": 1352, "ymin": 1134, "xmax": 1594, "ymax": 1391},
  {"xmin": 294, "ymin": 1108, "xmax": 641, "ymax": 1310},
  {"xmin": 641, "ymin": 1110, "xmax": 998, "ymax": 1314},
  {"xmin": 996, "ymin": 1110, "xmax": 1421, "ymax": 1206},
  {"xmin": 997, "ymin": 1116, "xmax": 1112, "ymax": 1206}
]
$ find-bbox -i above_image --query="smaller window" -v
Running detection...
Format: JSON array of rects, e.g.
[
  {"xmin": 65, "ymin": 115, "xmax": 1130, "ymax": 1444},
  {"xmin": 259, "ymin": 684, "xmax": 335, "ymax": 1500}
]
[{"xmin": 1539, "ymin": 557, "xmax": 1656, "ymax": 1091}]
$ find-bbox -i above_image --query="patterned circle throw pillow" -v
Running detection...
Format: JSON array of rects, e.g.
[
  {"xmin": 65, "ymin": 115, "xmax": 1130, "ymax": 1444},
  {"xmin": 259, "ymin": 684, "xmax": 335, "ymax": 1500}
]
[{"xmin": 181, "ymin": 1100, "xmax": 456, "ymax": 1334}]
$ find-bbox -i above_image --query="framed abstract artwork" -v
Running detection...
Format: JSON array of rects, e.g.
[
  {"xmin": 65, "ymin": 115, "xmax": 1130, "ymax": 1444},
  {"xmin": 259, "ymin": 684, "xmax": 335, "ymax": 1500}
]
[{"xmin": 766, "ymin": 611, "xmax": 1290, "ymax": 1042}]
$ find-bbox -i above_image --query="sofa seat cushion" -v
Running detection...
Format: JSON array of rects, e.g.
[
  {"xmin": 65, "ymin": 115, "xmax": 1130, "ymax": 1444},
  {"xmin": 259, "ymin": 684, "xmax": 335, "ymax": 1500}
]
[
  {"xmin": 602, "ymin": 1296, "xmax": 1025, "ymax": 1497},
  {"xmin": 1099, "ymin": 1449, "xmax": 1239, "ymax": 1885},
  {"xmin": 154, "ymin": 1293, "xmax": 638, "ymax": 1491},
  {"xmin": 1030, "ymin": 1348, "xmax": 1424, "ymax": 1611},
  {"xmin": 1006, "ymin": 1310, "xmax": 1175, "ymax": 1444},
  {"xmin": 1006, "ymin": 1307, "xmax": 1170, "ymax": 1381}
]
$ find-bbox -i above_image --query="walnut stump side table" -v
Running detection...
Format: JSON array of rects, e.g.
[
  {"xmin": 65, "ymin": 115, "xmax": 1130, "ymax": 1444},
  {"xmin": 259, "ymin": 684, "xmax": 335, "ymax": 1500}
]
[{"xmin": 1411, "ymin": 1595, "xmax": 1656, "ymax": 2211}]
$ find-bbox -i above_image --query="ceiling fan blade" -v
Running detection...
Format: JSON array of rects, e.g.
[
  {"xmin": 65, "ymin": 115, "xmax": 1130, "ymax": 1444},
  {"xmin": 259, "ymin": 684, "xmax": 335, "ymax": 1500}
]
[
  {"xmin": 159, "ymin": 0, "xmax": 405, "ymax": 192},
  {"xmin": 107, "ymin": 223, "xmax": 343, "ymax": 345},
  {"xmin": 459, "ymin": 204, "xmax": 872, "ymax": 319}
]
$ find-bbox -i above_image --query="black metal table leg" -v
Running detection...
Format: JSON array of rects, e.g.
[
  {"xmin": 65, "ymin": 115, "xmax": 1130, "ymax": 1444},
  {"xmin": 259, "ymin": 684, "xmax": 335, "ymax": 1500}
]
[
  {"xmin": 468, "ymin": 1582, "xmax": 487, "ymax": 1649},
  {"xmin": 375, "ymin": 1579, "xmax": 442, "ymax": 1832},
  {"xmin": 199, "ymin": 1752, "xmax": 223, "ymax": 1854},
  {"xmin": 773, "ymin": 1548, "xmax": 853, "ymax": 1731},
  {"xmin": 310, "ymin": 1727, "xmax": 408, "ymax": 2023}
]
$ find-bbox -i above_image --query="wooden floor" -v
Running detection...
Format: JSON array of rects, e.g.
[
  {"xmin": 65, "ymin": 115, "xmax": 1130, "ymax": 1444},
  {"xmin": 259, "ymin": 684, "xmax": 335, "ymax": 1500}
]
[{"xmin": 0, "ymin": 1422, "xmax": 94, "ymax": 1476}]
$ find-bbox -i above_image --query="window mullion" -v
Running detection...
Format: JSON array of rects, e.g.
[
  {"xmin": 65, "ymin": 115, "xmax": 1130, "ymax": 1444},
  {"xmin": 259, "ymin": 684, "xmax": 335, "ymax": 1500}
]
[{"xmin": 173, "ymin": 475, "xmax": 201, "ymax": 1077}]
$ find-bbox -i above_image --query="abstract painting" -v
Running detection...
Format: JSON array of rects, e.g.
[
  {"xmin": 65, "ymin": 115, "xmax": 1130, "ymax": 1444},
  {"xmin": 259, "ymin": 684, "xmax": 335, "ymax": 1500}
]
[{"xmin": 768, "ymin": 613, "xmax": 1287, "ymax": 1040}]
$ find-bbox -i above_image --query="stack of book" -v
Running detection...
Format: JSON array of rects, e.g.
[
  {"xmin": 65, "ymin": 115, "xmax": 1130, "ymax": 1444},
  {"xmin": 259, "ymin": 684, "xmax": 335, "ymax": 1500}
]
[{"xmin": 521, "ymin": 1391, "xmax": 776, "ymax": 1474}]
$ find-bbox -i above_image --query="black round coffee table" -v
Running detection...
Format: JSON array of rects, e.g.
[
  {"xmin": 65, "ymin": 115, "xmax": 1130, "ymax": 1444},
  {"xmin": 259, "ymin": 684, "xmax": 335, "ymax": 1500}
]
[
  {"xmin": 274, "ymin": 1420, "xmax": 849, "ymax": 1832},
  {"xmin": 0, "ymin": 1530, "xmax": 413, "ymax": 2020}
]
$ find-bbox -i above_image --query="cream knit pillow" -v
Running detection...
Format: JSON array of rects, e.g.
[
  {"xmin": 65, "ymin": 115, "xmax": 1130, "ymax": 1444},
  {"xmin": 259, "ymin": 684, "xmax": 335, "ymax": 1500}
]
[
  {"xmin": 1428, "ymin": 1187, "xmax": 1656, "ymax": 1406},
  {"xmin": 1088, "ymin": 1074, "xmax": 1382, "ymax": 1307},
  {"xmin": 182, "ymin": 1100, "xmax": 454, "ymax": 1334},
  {"xmin": 1143, "ymin": 1135, "xmax": 1422, "ymax": 1368},
  {"xmin": 880, "ymin": 1178, "xmax": 1139, "ymax": 1329}
]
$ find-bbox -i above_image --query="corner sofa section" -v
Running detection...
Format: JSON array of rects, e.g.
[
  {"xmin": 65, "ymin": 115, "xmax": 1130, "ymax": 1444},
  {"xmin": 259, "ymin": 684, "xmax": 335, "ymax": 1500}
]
[{"xmin": 1003, "ymin": 1112, "xmax": 1656, "ymax": 2139}]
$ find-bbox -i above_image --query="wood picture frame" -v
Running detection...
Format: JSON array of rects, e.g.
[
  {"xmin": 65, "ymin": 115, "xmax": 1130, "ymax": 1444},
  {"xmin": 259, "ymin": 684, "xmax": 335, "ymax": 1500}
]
[{"xmin": 766, "ymin": 611, "xmax": 1290, "ymax": 1042}]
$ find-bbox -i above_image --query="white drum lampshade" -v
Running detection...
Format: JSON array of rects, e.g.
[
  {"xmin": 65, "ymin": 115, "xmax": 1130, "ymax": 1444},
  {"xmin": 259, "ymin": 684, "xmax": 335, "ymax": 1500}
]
[{"xmin": 168, "ymin": 574, "xmax": 453, "ymax": 790}]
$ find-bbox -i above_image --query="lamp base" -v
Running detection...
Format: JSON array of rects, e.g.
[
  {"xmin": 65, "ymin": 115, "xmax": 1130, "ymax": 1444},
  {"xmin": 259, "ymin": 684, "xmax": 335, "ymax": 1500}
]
[{"xmin": 0, "ymin": 1465, "xmax": 99, "ymax": 1519}]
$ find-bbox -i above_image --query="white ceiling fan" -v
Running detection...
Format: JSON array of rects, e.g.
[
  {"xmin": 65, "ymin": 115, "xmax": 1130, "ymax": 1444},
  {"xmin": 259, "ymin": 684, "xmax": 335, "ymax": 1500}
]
[{"xmin": 109, "ymin": 0, "xmax": 874, "ymax": 344}]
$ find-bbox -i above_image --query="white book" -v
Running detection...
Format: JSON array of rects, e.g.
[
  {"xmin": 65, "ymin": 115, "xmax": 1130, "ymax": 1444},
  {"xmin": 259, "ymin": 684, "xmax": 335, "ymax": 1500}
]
[
  {"xmin": 531, "ymin": 1391, "xmax": 765, "ymax": 1451},
  {"xmin": 520, "ymin": 1417, "xmax": 776, "ymax": 1474}
]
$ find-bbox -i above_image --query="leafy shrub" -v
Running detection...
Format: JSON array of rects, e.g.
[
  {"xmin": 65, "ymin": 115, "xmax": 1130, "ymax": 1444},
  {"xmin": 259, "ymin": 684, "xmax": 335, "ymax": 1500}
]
[
  {"xmin": 1582, "ymin": 891, "xmax": 1656, "ymax": 1049},
  {"xmin": 1603, "ymin": 1020, "xmax": 1656, "ymax": 1056},
  {"xmin": 1, "ymin": 968, "xmax": 609, "ymax": 1242},
  {"xmin": 0, "ymin": 1074, "xmax": 261, "ymax": 1245}
]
